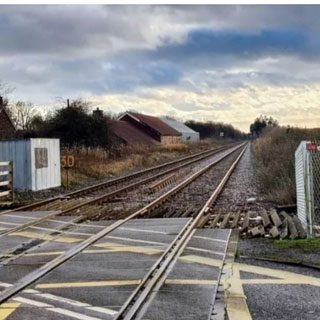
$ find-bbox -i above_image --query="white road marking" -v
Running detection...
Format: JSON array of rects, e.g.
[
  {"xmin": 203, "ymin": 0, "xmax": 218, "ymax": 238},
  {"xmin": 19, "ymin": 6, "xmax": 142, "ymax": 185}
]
[
  {"xmin": 0, "ymin": 281, "xmax": 118, "ymax": 316},
  {"xmin": 193, "ymin": 235, "xmax": 227, "ymax": 243},
  {"xmin": 36, "ymin": 293, "xmax": 90, "ymax": 307},
  {"xmin": 105, "ymin": 235, "xmax": 166, "ymax": 246},
  {"xmin": 87, "ymin": 306, "xmax": 118, "ymax": 316},
  {"xmin": 36, "ymin": 293, "xmax": 117, "ymax": 315},
  {"xmin": 13, "ymin": 297, "xmax": 51, "ymax": 308},
  {"xmin": 119, "ymin": 227, "xmax": 168, "ymax": 235},
  {"xmin": 14, "ymin": 297, "xmax": 104, "ymax": 320},
  {"xmin": 186, "ymin": 246, "xmax": 224, "ymax": 256}
]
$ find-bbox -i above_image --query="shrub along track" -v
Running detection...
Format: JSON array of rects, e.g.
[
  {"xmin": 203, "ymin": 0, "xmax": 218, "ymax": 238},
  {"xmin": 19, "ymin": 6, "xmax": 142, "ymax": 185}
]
[{"xmin": 0, "ymin": 142, "xmax": 247, "ymax": 317}]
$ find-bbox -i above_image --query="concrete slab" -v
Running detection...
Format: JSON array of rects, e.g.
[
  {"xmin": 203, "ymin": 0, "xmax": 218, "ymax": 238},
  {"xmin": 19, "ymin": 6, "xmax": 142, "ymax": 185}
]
[
  {"xmin": 0, "ymin": 218, "xmax": 193, "ymax": 319},
  {"xmin": 141, "ymin": 228, "xmax": 231, "ymax": 320}
]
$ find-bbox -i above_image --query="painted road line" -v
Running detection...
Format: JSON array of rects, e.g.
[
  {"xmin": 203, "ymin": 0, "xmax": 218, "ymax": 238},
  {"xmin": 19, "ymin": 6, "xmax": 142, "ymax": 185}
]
[
  {"xmin": 105, "ymin": 235, "xmax": 166, "ymax": 246},
  {"xmin": 192, "ymin": 235, "xmax": 228, "ymax": 243},
  {"xmin": 165, "ymin": 279, "xmax": 217, "ymax": 285},
  {"xmin": 9, "ymin": 231, "xmax": 84, "ymax": 243},
  {"xmin": 225, "ymin": 264, "xmax": 252, "ymax": 320},
  {"xmin": 36, "ymin": 280, "xmax": 141, "ymax": 289},
  {"xmin": 13, "ymin": 297, "xmax": 51, "ymax": 307},
  {"xmin": 3, "ymin": 215, "xmax": 35, "ymax": 220},
  {"xmin": 22, "ymin": 245, "xmax": 162, "ymax": 257},
  {"xmin": 87, "ymin": 306, "xmax": 117, "ymax": 316},
  {"xmin": 236, "ymin": 262, "xmax": 320, "ymax": 287},
  {"xmin": 94, "ymin": 242, "xmax": 163, "ymax": 255},
  {"xmin": 0, "ymin": 303, "xmax": 20, "ymax": 320},
  {"xmin": 0, "ymin": 281, "xmax": 117, "ymax": 316},
  {"xmin": 36, "ymin": 293, "xmax": 117, "ymax": 316},
  {"xmin": 0, "ymin": 222, "xmax": 20, "ymax": 227},
  {"xmin": 186, "ymin": 246, "xmax": 224, "ymax": 256},
  {"xmin": 13, "ymin": 297, "xmax": 103, "ymax": 320},
  {"xmin": 119, "ymin": 227, "xmax": 168, "ymax": 235},
  {"xmin": 22, "ymin": 251, "xmax": 65, "ymax": 257},
  {"xmin": 0, "ymin": 223, "xmax": 92, "ymax": 237},
  {"xmin": 179, "ymin": 254, "xmax": 221, "ymax": 267},
  {"xmin": 36, "ymin": 293, "xmax": 91, "ymax": 307}
]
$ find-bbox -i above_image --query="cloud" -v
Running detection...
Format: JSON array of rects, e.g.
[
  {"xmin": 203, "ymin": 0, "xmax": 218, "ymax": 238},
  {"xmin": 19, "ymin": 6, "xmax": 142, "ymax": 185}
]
[
  {"xmin": 1, "ymin": 5, "xmax": 320, "ymax": 131},
  {"xmin": 91, "ymin": 83, "xmax": 320, "ymax": 132}
]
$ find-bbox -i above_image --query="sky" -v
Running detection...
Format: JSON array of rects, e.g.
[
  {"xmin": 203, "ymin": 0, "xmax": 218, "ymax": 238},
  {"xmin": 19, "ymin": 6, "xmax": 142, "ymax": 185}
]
[{"xmin": 1, "ymin": 5, "xmax": 320, "ymax": 132}]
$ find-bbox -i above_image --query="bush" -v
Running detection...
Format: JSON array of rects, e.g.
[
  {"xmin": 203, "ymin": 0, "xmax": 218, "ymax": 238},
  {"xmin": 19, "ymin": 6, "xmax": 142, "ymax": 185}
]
[
  {"xmin": 253, "ymin": 126, "xmax": 320, "ymax": 204},
  {"xmin": 185, "ymin": 120, "xmax": 245, "ymax": 140}
]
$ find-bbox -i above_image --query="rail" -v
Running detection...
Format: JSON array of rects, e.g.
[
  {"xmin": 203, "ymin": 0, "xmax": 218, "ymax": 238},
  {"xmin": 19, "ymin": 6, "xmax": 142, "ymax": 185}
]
[
  {"xmin": 0, "ymin": 144, "xmax": 235, "ymax": 215},
  {"xmin": 0, "ymin": 143, "xmax": 246, "ymax": 305}
]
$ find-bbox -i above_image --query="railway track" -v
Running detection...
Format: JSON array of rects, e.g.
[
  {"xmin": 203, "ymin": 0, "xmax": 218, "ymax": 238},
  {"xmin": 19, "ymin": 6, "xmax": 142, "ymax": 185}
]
[
  {"xmin": 0, "ymin": 144, "xmax": 238, "ymax": 238},
  {"xmin": 0, "ymin": 142, "xmax": 247, "ymax": 320},
  {"xmin": 1, "ymin": 144, "xmax": 232, "ymax": 215},
  {"xmin": 0, "ymin": 147, "xmax": 240, "ymax": 238}
]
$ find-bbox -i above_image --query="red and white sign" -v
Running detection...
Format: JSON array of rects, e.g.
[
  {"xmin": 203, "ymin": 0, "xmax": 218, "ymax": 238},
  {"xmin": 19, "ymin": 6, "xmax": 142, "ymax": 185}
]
[{"xmin": 306, "ymin": 142, "xmax": 318, "ymax": 151}]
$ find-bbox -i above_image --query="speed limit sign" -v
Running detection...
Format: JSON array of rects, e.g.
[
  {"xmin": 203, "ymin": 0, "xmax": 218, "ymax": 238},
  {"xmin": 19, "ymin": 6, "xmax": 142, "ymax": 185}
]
[
  {"xmin": 61, "ymin": 155, "xmax": 75, "ymax": 168},
  {"xmin": 60, "ymin": 155, "xmax": 75, "ymax": 189}
]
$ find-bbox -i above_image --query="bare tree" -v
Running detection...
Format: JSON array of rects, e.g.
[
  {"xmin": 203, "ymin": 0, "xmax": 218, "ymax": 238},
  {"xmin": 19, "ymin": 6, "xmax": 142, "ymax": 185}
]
[
  {"xmin": 10, "ymin": 101, "xmax": 39, "ymax": 130},
  {"xmin": 0, "ymin": 81, "xmax": 14, "ymax": 107}
]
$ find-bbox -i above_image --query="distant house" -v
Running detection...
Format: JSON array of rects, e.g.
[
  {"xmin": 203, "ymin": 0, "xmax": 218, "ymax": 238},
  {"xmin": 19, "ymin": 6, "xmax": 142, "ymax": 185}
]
[
  {"xmin": 109, "ymin": 120, "xmax": 157, "ymax": 146},
  {"xmin": 0, "ymin": 106, "xmax": 15, "ymax": 140},
  {"xmin": 118, "ymin": 112, "xmax": 182, "ymax": 144},
  {"xmin": 161, "ymin": 118, "xmax": 200, "ymax": 142}
]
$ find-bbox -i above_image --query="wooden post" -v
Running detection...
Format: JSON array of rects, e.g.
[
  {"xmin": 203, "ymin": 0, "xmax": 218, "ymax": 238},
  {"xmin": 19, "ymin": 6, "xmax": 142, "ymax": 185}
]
[
  {"xmin": 67, "ymin": 99, "xmax": 70, "ymax": 108},
  {"xmin": 10, "ymin": 161, "xmax": 14, "ymax": 202}
]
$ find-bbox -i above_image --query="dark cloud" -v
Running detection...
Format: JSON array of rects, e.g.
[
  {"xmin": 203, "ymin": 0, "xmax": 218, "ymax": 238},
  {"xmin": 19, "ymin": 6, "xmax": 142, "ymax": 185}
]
[{"xmin": 1, "ymin": 5, "xmax": 320, "ymax": 106}]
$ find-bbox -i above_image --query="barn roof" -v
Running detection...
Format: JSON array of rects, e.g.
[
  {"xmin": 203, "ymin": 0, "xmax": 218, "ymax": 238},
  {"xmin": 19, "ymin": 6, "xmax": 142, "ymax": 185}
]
[
  {"xmin": 109, "ymin": 120, "xmax": 157, "ymax": 145},
  {"xmin": 119, "ymin": 112, "xmax": 181, "ymax": 136},
  {"xmin": 0, "ymin": 106, "xmax": 16, "ymax": 130},
  {"xmin": 161, "ymin": 118, "xmax": 198, "ymax": 135}
]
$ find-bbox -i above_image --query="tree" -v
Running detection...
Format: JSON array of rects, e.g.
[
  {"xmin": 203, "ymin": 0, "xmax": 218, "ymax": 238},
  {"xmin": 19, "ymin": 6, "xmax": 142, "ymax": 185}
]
[
  {"xmin": 43, "ymin": 99, "xmax": 110, "ymax": 148},
  {"xmin": 250, "ymin": 115, "xmax": 279, "ymax": 136},
  {"xmin": 0, "ymin": 82, "xmax": 14, "ymax": 108},
  {"xmin": 185, "ymin": 120, "xmax": 245, "ymax": 140},
  {"xmin": 9, "ymin": 101, "xmax": 39, "ymax": 130}
]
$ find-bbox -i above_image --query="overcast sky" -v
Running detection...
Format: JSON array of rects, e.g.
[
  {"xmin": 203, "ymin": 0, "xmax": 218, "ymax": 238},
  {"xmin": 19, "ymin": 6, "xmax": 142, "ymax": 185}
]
[{"xmin": 1, "ymin": 5, "xmax": 320, "ymax": 132}]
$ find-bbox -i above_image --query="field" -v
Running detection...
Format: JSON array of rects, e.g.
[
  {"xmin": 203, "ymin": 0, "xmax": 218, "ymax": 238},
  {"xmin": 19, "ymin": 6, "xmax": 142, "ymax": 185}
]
[{"xmin": 60, "ymin": 139, "xmax": 228, "ymax": 188}]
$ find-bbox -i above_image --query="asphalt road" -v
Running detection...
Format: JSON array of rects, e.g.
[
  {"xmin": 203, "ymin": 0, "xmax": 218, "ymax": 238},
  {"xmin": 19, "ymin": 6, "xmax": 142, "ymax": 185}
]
[{"xmin": 0, "ymin": 215, "xmax": 231, "ymax": 320}]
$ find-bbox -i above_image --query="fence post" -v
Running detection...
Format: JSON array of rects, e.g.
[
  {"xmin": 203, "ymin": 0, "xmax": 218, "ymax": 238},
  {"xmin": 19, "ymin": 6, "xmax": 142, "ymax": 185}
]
[{"xmin": 10, "ymin": 161, "xmax": 14, "ymax": 202}]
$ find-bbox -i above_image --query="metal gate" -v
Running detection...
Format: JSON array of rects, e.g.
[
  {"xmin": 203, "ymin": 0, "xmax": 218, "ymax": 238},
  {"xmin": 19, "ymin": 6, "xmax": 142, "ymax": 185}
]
[{"xmin": 295, "ymin": 141, "xmax": 320, "ymax": 237}]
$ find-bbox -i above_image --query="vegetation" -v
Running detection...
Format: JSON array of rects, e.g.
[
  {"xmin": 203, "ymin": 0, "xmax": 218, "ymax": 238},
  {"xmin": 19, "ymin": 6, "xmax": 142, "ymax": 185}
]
[
  {"xmin": 253, "ymin": 126, "xmax": 320, "ymax": 204},
  {"xmin": 250, "ymin": 115, "xmax": 279, "ymax": 136},
  {"xmin": 9, "ymin": 101, "xmax": 39, "ymax": 130},
  {"xmin": 274, "ymin": 238, "xmax": 320, "ymax": 252},
  {"xmin": 185, "ymin": 120, "xmax": 245, "ymax": 139},
  {"xmin": 26, "ymin": 99, "xmax": 112, "ymax": 148},
  {"xmin": 60, "ymin": 139, "xmax": 222, "ymax": 188}
]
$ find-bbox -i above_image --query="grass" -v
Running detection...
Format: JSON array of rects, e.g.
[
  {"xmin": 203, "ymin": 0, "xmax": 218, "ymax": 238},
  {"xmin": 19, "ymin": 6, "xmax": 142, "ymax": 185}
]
[
  {"xmin": 274, "ymin": 238, "xmax": 320, "ymax": 252},
  {"xmin": 253, "ymin": 126, "xmax": 320, "ymax": 204},
  {"xmin": 60, "ymin": 139, "xmax": 227, "ymax": 188}
]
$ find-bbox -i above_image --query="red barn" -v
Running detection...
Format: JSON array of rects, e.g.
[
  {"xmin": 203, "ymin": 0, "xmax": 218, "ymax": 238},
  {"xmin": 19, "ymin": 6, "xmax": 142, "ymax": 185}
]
[
  {"xmin": 118, "ymin": 112, "xmax": 181, "ymax": 144},
  {"xmin": 109, "ymin": 120, "xmax": 157, "ymax": 146}
]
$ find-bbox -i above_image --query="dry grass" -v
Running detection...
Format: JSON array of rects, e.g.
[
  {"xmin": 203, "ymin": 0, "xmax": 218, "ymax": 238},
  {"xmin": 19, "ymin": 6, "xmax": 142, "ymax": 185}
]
[
  {"xmin": 60, "ymin": 139, "xmax": 225, "ymax": 188},
  {"xmin": 253, "ymin": 127, "xmax": 320, "ymax": 204}
]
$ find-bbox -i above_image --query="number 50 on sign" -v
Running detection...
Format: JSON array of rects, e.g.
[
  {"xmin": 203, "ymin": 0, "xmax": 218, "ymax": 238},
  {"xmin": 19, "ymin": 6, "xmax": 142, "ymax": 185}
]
[{"xmin": 61, "ymin": 155, "xmax": 75, "ymax": 168}]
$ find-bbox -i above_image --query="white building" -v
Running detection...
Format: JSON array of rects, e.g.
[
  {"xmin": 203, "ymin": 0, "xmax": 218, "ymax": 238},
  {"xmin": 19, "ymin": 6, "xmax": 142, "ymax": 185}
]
[
  {"xmin": 0, "ymin": 138, "xmax": 61, "ymax": 191},
  {"xmin": 161, "ymin": 118, "xmax": 200, "ymax": 142}
]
